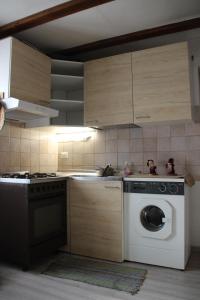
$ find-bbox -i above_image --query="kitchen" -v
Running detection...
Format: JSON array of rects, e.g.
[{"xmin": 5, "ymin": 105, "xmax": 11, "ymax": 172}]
[{"xmin": 0, "ymin": 0, "xmax": 200, "ymax": 299}]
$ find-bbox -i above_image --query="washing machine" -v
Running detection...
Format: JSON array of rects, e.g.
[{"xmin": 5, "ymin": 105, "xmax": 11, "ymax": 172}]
[{"xmin": 124, "ymin": 177, "xmax": 190, "ymax": 269}]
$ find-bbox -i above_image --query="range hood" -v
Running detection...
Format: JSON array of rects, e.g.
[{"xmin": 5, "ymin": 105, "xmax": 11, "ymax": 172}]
[{"xmin": 1, "ymin": 98, "xmax": 59, "ymax": 123}]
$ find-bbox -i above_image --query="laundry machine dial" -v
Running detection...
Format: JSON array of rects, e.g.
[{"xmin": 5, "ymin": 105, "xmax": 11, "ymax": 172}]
[
  {"xmin": 159, "ymin": 183, "xmax": 167, "ymax": 193},
  {"xmin": 169, "ymin": 183, "xmax": 178, "ymax": 194}
]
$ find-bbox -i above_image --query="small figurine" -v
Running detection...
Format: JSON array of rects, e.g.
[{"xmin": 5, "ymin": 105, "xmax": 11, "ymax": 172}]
[
  {"xmin": 166, "ymin": 158, "xmax": 177, "ymax": 176},
  {"xmin": 147, "ymin": 159, "xmax": 157, "ymax": 175}
]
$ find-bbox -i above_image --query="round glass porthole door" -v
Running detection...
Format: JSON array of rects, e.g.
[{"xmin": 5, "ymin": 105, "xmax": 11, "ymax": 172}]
[{"xmin": 140, "ymin": 205, "xmax": 165, "ymax": 232}]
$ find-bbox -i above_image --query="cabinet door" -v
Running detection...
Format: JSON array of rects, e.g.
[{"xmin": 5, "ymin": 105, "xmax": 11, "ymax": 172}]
[
  {"xmin": 84, "ymin": 53, "xmax": 133, "ymax": 127},
  {"xmin": 9, "ymin": 38, "xmax": 51, "ymax": 106},
  {"xmin": 132, "ymin": 42, "xmax": 192, "ymax": 124},
  {"xmin": 69, "ymin": 180, "xmax": 123, "ymax": 262}
]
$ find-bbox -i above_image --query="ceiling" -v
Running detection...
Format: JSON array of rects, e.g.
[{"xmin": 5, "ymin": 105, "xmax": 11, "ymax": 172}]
[{"xmin": 0, "ymin": 0, "xmax": 200, "ymax": 54}]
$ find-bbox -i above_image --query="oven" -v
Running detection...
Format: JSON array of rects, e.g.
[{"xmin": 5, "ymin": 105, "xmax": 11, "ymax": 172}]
[
  {"xmin": 0, "ymin": 179, "xmax": 67, "ymax": 269},
  {"xmin": 29, "ymin": 180, "xmax": 66, "ymax": 247}
]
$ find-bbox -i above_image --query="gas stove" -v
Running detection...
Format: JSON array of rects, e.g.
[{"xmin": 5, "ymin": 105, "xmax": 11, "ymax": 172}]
[{"xmin": 0, "ymin": 172, "xmax": 66, "ymax": 184}]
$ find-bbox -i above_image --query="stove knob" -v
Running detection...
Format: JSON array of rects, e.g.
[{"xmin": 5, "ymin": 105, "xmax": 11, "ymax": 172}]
[
  {"xmin": 159, "ymin": 183, "xmax": 167, "ymax": 193},
  {"xmin": 169, "ymin": 184, "xmax": 178, "ymax": 194}
]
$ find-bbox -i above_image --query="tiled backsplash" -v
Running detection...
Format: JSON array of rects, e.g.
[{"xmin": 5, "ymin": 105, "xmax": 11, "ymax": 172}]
[
  {"xmin": 0, "ymin": 122, "xmax": 58, "ymax": 173},
  {"xmin": 58, "ymin": 123, "xmax": 200, "ymax": 177},
  {"xmin": 2, "ymin": 121, "xmax": 200, "ymax": 177}
]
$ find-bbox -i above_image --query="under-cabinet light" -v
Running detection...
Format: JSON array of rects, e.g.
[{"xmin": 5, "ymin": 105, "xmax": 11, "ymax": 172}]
[{"xmin": 53, "ymin": 127, "xmax": 95, "ymax": 142}]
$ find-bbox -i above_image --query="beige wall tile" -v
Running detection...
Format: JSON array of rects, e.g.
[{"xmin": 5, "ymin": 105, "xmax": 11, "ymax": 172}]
[
  {"xmin": 48, "ymin": 141, "xmax": 58, "ymax": 154},
  {"xmin": 0, "ymin": 122, "xmax": 58, "ymax": 173},
  {"xmin": 157, "ymin": 151, "xmax": 171, "ymax": 164},
  {"xmin": 117, "ymin": 128, "xmax": 130, "ymax": 139},
  {"xmin": 157, "ymin": 125, "xmax": 170, "ymax": 138},
  {"xmin": 83, "ymin": 139, "xmax": 94, "ymax": 154},
  {"xmin": 186, "ymin": 150, "xmax": 200, "ymax": 165},
  {"xmin": 105, "ymin": 140, "xmax": 117, "ymax": 153},
  {"xmin": 117, "ymin": 139, "xmax": 130, "ymax": 153},
  {"xmin": 30, "ymin": 129, "xmax": 40, "ymax": 140},
  {"xmin": 185, "ymin": 123, "xmax": 200, "ymax": 136},
  {"xmin": 21, "ymin": 128, "xmax": 31, "ymax": 139},
  {"xmin": 143, "ymin": 138, "xmax": 157, "ymax": 152},
  {"xmin": 31, "ymin": 153, "xmax": 40, "ymax": 170},
  {"xmin": 94, "ymin": 153, "xmax": 105, "ymax": 167},
  {"xmin": 130, "ymin": 139, "xmax": 143, "ymax": 152},
  {"xmin": 72, "ymin": 141, "xmax": 83, "ymax": 154},
  {"xmin": 0, "ymin": 137, "xmax": 10, "ymax": 151},
  {"xmin": 31, "ymin": 140, "xmax": 40, "ymax": 153},
  {"xmin": 157, "ymin": 138, "xmax": 170, "ymax": 152},
  {"xmin": 171, "ymin": 137, "xmax": 186, "ymax": 151},
  {"xmin": 10, "ymin": 138, "xmax": 20, "ymax": 152},
  {"xmin": 63, "ymin": 142, "xmax": 73, "ymax": 153},
  {"xmin": 105, "ymin": 128, "xmax": 117, "ymax": 140},
  {"xmin": 186, "ymin": 136, "xmax": 200, "ymax": 150},
  {"xmin": 130, "ymin": 127, "xmax": 143, "ymax": 139},
  {"xmin": 72, "ymin": 154, "xmax": 83, "ymax": 167},
  {"xmin": 9, "ymin": 152, "xmax": 20, "ymax": 169},
  {"xmin": 20, "ymin": 152, "xmax": 31, "ymax": 167},
  {"xmin": 94, "ymin": 132, "xmax": 105, "ymax": 153},
  {"xmin": 40, "ymin": 141, "xmax": 48, "ymax": 154},
  {"xmin": 0, "ymin": 152, "xmax": 10, "ymax": 172},
  {"xmin": 130, "ymin": 152, "xmax": 143, "ymax": 164},
  {"xmin": 40, "ymin": 154, "xmax": 49, "ymax": 166},
  {"xmin": 10, "ymin": 124, "xmax": 21, "ymax": 138},
  {"xmin": 82, "ymin": 154, "xmax": 94, "ymax": 167},
  {"xmin": 21, "ymin": 139, "xmax": 31, "ymax": 153},
  {"xmin": 143, "ymin": 126, "xmax": 157, "ymax": 138},
  {"xmin": 58, "ymin": 143, "xmax": 63, "ymax": 153},
  {"xmin": 171, "ymin": 124, "xmax": 185, "ymax": 137}
]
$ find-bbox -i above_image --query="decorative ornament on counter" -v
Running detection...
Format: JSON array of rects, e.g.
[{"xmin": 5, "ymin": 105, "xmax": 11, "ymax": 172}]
[
  {"xmin": 166, "ymin": 158, "xmax": 177, "ymax": 176},
  {"xmin": 147, "ymin": 159, "xmax": 157, "ymax": 175},
  {"xmin": 102, "ymin": 164, "xmax": 115, "ymax": 177},
  {"xmin": 123, "ymin": 161, "xmax": 133, "ymax": 176}
]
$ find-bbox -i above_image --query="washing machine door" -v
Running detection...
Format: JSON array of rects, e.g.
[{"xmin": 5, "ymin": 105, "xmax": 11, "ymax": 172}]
[{"xmin": 134, "ymin": 197, "xmax": 173, "ymax": 239}]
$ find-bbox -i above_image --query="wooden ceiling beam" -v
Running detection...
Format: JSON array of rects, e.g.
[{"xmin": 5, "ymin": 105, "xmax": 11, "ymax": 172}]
[
  {"xmin": 52, "ymin": 17, "xmax": 200, "ymax": 57},
  {"xmin": 0, "ymin": 0, "xmax": 115, "ymax": 39}
]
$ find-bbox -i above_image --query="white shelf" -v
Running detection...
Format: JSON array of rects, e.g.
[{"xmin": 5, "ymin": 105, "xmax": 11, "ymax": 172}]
[
  {"xmin": 50, "ymin": 99, "xmax": 83, "ymax": 112},
  {"xmin": 52, "ymin": 59, "xmax": 83, "ymax": 76},
  {"xmin": 51, "ymin": 74, "xmax": 83, "ymax": 91}
]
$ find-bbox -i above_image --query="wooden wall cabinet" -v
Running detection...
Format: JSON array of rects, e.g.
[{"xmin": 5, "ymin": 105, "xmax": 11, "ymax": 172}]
[
  {"xmin": 69, "ymin": 179, "xmax": 123, "ymax": 262},
  {"xmin": 0, "ymin": 37, "xmax": 51, "ymax": 106},
  {"xmin": 84, "ymin": 53, "xmax": 133, "ymax": 127},
  {"xmin": 132, "ymin": 42, "xmax": 192, "ymax": 125}
]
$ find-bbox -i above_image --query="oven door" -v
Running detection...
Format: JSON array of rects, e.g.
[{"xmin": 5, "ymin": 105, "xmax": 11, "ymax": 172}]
[{"xmin": 29, "ymin": 195, "xmax": 66, "ymax": 246}]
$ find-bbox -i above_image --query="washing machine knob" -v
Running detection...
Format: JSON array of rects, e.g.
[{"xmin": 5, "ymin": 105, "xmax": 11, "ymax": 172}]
[
  {"xmin": 169, "ymin": 183, "xmax": 178, "ymax": 194},
  {"xmin": 159, "ymin": 183, "xmax": 167, "ymax": 193}
]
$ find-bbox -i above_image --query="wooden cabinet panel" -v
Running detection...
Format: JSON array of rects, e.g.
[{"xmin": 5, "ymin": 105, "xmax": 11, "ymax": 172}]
[
  {"xmin": 132, "ymin": 42, "xmax": 192, "ymax": 124},
  {"xmin": 69, "ymin": 180, "xmax": 123, "ymax": 262},
  {"xmin": 10, "ymin": 38, "xmax": 51, "ymax": 106},
  {"xmin": 84, "ymin": 53, "xmax": 133, "ymax": 127}
]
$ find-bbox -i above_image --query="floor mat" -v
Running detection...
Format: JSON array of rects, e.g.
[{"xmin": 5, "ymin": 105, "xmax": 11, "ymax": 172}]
[{"xmin": 42, "ymin": 254, "xmax": 147, "ymax": 295}]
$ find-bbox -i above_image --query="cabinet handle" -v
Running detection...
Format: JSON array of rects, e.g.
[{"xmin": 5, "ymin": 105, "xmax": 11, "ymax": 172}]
[
  {"xmin": 104, "ymin": 186, "xmax": 120, "ymax": 189},
  {"xmin": 86, "ymin": 119, "xmax": 99, "ymax": 124},
  {"xmin": 135, "ymin": 115, "xmax": 151, "ymax": 119}
]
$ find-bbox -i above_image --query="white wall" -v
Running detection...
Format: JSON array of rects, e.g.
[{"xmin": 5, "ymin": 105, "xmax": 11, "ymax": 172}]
[{"xmin": 191, "ymin": 181, "xmax": 200, "ymax": 246}]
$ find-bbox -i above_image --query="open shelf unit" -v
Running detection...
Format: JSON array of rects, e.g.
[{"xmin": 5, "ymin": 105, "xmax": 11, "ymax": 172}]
[{"xmin": 51, "ymin": 59, "xmax": 84, "ymax": 126}]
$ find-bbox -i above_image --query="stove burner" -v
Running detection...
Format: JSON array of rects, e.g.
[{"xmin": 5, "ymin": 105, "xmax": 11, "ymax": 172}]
[{"xmin": 1, "ymin": 172, "xmax": 57, "ymax": 179}]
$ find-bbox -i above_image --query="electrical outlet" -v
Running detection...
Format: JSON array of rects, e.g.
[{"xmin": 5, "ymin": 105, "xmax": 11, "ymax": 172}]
[{"xmin": 60, "ymin": 152, "xmax": 69, "ymax": 159}]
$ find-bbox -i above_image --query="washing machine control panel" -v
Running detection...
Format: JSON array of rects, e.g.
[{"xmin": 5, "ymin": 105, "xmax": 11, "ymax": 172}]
[{"xmin": 124, "ymin": 181, "xmax": 184, "ymax": 195}]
